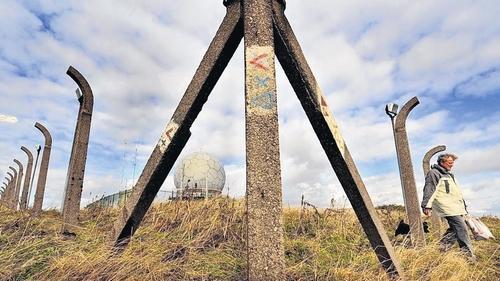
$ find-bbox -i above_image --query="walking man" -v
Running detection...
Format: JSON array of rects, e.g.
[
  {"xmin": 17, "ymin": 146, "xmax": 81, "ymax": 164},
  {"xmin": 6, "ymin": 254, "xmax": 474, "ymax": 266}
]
[{"xmin": 421, "ymin": 153, "xmax": 474, "ymax": 258}]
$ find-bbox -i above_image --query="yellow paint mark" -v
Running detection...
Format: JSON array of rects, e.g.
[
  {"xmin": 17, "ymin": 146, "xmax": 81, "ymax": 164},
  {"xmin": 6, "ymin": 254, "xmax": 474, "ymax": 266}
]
[
  {"xmin": 316, "ymin": 86, "xmax": 346, "ymax": 157},
  {"xmin": 158, "ymin": 121, "xmax": 179, "ymax": 153}
]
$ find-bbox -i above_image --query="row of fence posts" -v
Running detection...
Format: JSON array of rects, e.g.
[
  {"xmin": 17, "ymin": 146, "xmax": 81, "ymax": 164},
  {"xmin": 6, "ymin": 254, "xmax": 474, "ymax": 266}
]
[
  {"xmin": 1, "ymin": 122, "xmax": 51, "ymax": 216},
  {"xmin": 0, "ymin": 66, "xmax": 94, "ymax": 236}
]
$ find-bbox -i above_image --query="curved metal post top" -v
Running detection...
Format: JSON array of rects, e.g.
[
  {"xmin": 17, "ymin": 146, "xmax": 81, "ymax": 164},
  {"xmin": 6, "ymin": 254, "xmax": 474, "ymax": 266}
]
[
  {"xmin": 9, "ymin": 166, "xmax": 17, "ymax": 176},
  {"xmin": 35, "ymin": 122, "xmax": 52, "ymax": 146},
  {"xmin": 21, "ymin": 146, "xmax": 34, "ymax": 160},
  {"xmin": 394, "ymin": 96, "xmax": 419, "ymax": 131},
  {"xmin": 423, "ymin": 145, "xmax": 446, "ymax": 175},
  {"xmin": 67, "ymin": 66, "xmax": 94, "ymax": 111},
  {"xmin": 14, "ymin": 159, "xmax": 23, "ymax": 170}
]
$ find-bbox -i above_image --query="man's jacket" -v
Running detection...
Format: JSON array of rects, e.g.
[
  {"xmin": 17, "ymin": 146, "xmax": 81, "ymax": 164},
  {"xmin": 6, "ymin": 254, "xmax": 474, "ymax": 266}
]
[{"xmin": 421, "ymin": 164, "xmax": 467, "ymax": 217}]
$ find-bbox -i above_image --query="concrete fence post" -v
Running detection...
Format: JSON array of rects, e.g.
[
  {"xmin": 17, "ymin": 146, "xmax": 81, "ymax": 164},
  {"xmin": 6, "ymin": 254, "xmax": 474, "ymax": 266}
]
[
  {"xmin": 20, "ymin": 146, "xmax": 34, "ymax": 210},
  {"xmin": 61, "ymin": 66, "xmax": 94, "ymax": 234},
  {"xmin": 243, "ymin": 0, "xmax": 285, "ymax": 279},
  {"xmin": 33, "ymin": 122, "xmax": 52, "ymax": 214},
  {"xmin": 8, "ymin": 167, "xmax": 18, "ymax": 209},
  {"xmin": 393, "ymin": 96, "xmax": 426, "ymax": 247},
  {"xmin": 13, "ymin": 159, "xmax": 24, "ymax": 210}
]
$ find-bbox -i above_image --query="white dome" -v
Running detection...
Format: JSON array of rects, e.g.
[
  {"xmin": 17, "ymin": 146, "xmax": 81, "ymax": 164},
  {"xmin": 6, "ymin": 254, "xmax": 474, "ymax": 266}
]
[{"xmin": 174, "ymin": 152, "xmax": 225, "ymax": 196}]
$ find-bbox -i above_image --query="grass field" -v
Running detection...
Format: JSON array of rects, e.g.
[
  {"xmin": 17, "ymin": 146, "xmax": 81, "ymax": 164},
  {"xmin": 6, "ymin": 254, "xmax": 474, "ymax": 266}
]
[{"xmin": 0, "ymin": 198, "xmax": 498, "ymax": 280}]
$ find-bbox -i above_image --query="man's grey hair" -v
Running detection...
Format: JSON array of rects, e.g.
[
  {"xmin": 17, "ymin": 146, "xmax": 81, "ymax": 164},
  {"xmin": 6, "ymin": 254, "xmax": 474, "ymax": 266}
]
[{"xmin": 437, "ymin": 153, "xmax": 458, "ymax": 164}]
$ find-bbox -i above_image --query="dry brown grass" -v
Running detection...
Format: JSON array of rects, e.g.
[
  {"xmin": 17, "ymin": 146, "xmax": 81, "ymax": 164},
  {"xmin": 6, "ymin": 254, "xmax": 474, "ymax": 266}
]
[{"xmin": 0, "ymin": 199, "xmax": 498, "ymax": 280}]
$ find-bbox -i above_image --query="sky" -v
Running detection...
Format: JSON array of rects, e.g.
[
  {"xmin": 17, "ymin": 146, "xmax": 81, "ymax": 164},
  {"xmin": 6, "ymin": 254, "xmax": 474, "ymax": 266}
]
[{"xmin": 0, "ymin": 0, "xmax": 499, "ymax": 216}]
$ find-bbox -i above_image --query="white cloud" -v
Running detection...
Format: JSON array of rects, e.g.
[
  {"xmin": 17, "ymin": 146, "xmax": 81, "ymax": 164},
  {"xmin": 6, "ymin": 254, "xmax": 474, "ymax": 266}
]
[{"xmin": 0, "ymin": 114, "xmax": 18, "ymax": 123}]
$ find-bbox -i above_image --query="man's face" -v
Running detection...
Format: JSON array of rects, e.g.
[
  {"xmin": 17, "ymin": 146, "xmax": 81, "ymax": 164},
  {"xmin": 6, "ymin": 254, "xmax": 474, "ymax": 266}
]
[{"xmin": 440, "ymin": 157, "xmax": 455, "ymax": 171}]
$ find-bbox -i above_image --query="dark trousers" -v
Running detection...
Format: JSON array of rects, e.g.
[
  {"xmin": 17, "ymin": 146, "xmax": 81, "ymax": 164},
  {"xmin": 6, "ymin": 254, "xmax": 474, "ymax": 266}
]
[{"xmin": 440, "ymin": 215, "xmax": 474, "ymax": 256}]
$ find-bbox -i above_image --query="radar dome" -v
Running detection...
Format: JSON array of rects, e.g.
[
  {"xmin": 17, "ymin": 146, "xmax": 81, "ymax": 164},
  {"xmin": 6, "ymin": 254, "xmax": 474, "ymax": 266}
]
[{"xmin": 174, "ymin": 152, "xmax": 225, "ymax": 198}]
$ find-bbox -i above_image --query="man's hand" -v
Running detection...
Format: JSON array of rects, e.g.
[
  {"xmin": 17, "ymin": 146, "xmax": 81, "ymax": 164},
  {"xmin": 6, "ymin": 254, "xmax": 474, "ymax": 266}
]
[{"xmin": 423, "ymin": 208, "xmax": 432, "ymax": 216}]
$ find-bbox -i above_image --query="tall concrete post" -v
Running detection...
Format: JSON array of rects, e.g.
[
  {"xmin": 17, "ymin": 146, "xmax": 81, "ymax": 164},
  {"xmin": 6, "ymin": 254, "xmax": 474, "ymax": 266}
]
[
  {"xmin": 20, "ymin": 146, "xmax": 34, "ymax": 210},
  {"xmin": 61, "ymin": 66, "xmax": 94, "ymax": 233},
  {"xmin": 243, "ymin": 0, "xmax": 284, "ymax": 279},
  {"xmin": 13, "ymin": 159, "xmax": 24, "ymax": 210},
  {"xmin": 393, "ymin": 96, "xmax": 426, "ymax": 247},
  {"xmin": 423, "ymin": 145, "xmax": 446, "ymax": 235},
  {"xmin": 33, "ymin": 122, "xmax": 52, "ymax": 214},
  {"xmin": 8, "ymin": 167, "xmax": 18, "ymax": 209},
  {"xmin": 28, "ymin": 145, "xmax": 42, "ymax": 208}
]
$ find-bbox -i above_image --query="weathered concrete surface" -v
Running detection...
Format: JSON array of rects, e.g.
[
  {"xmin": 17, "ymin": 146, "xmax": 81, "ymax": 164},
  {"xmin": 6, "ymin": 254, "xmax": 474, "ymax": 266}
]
[
  {"xmin": 20, "ymin": 146, "xmax": 34, "ymax": 210},
  {"xmin": 33, "ymin": 122, "xmax": 52, "ymax": 214},
  {"xmin": 423, "ymin": 145, "xmax": 446, "ymax": 236},
  {"xmin": 13, "ymin": 159, "xmax": 24, "ymax": 210},
  {"xmin": 113, "ymin": 1, "xmax": 243, "ymax": 247},
  {"xmin": 243, "ymin": 0, "xmax": 285, "ymax": 280},
  {"xmin": 8, "ymin": 167, "xmax": 18, "ymax": 209},
  {"xmin": 394, "ymin": 97, "xmax": 426, "ymax": 247},
  {"xmin": 272, "ymin": 1, "xmax": 403, "ymax": 277},
  {"xmin": 62, "ymin": 66, "xmax": 94, "ymax": 233}
]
